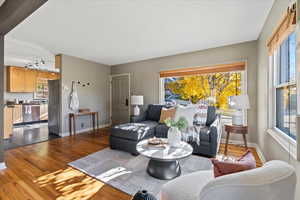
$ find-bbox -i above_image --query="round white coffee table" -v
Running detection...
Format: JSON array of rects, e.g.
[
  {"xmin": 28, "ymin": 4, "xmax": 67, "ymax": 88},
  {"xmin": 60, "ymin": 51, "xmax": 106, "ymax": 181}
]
[{"xmin": 136, "ymin": 138, "xmax": 193, "ymax": 180}]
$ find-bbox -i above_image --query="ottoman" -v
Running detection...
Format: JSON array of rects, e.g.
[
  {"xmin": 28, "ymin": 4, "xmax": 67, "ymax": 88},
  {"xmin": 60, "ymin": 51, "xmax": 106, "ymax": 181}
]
[{"xmin": 110, "ymin": 121, "xmax": 157, "ymax": 155}]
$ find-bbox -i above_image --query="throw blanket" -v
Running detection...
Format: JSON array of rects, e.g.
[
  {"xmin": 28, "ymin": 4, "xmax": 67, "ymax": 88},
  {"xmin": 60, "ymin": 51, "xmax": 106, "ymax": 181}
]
[
  {"xmin": 181, "ymin": 126, "xmax": 210, "ymax": 145},
  {"xmin": 179, "ymin": 104, "xmax": 209, "ymax": 145},
  {"xmin": 114, "ymin": 123, "xmax": 150, "ymax": 134}
]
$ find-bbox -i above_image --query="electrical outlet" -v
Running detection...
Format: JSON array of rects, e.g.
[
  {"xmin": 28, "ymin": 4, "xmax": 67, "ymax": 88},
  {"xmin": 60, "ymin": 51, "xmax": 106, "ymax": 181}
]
[{"xmin": 81, "ymin": 123, "xmax": 84, "ymax": 128}]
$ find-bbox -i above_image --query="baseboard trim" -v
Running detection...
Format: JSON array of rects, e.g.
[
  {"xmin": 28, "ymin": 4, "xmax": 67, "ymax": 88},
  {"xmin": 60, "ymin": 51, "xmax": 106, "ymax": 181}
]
[
  {"xmin": 0, "ymin": 162, "xmax": 6, "ymax": 170},
  {"xmin": 221, "ymin": 138, "xmax": 266, "ymax": 163},
  {"xmin": 60, "ymin": 123, "xmax": 111, "ymax": 137}
]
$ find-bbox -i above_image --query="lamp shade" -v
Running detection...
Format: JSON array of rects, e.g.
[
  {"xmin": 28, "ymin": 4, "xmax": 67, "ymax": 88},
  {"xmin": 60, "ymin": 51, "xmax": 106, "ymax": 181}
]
[
  {"xmin": 228, "ymin": 95, "xmax": 250, "ymax": 109},
  {"xmin": 131, "ymin": 95, "xmax": 144, "ymax": 105}
]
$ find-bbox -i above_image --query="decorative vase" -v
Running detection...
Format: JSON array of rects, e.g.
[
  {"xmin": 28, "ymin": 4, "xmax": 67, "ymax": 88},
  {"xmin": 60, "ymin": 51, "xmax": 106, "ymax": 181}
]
[
  {"xmin": 168, "ymin": 127, "xmax": 182, "ymax": 147},
  {"xmin": 132, "ymin": 190, "xmax": 157, "ymax": 200}
]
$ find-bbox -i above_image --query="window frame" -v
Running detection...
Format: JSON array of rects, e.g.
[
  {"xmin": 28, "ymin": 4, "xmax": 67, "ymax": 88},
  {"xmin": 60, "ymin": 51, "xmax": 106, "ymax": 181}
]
[
  {"xmin": 268, "ymin": 32, "xmax": 299, "ymax": 141},
  {"xmin": 159, "ymin": 62, "xmax": 248, "ymax": 124}
]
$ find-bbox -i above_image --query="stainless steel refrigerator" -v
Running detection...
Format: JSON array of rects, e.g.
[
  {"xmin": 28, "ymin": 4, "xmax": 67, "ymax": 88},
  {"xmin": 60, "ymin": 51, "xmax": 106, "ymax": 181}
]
[{"xmin": 48, "ymin": 80, "xmax": 61, "ymax": 135}]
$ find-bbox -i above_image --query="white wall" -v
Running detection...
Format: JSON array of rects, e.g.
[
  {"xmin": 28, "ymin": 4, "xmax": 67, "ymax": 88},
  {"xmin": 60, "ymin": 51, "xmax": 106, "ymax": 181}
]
[
  {"xmin": 112, "ymin": 41, "xmax": 258, "ymax": 143},
  {"xmin": 60, "ymin": 54, "xmax": 111, "ymax": 135},
  {"xmin": 257, "ymin": 0, "xmax": 300, "ymax": 199}
]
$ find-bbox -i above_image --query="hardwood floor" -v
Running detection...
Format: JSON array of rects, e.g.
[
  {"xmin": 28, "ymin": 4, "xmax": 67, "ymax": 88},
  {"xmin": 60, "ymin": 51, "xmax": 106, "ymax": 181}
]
[{"xmin": 0, "ymin": 128, "xmax": 262, "ymax": 200}]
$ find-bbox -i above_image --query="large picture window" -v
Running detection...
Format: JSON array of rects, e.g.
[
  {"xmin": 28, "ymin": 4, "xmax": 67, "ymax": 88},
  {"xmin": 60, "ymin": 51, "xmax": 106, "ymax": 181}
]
[
  {"xmin": 163, "ymin": 71, "xmax": 243, "ymax": 112},
  {"xmin": 273, "ymin": 32, "xmax": 297, "ymax": 140}
]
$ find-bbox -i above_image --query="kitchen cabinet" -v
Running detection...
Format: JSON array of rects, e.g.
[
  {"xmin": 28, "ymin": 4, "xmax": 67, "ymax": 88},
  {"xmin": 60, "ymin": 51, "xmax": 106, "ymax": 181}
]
[
  {"xmin": 37, "ymin": 71, "xmax": 50, "ymax": 80},
  {"xmin": 24, "ymin": 69, "xmax": 37, "ymax": 92},
  {"xmin": 4, "ymin": 107, "xmax": 13, "ymax": 139},
  {"xmin": 13, "ymin": 105, "xmax": 23, "ymax": 124},
  {"xmin": 7, "ymin": 66, "xmax": 60, "ymax": 93},
  {"xmin": 45, "ymin": 72, "xmax": 60, "ymax": 80},
  {"xmin": 37, "ymin": 71, "xmax": 60, "ymax": 80},
  {"xmin": 7, "ymin": 66, "xmax": 25, "ymax": 92}
]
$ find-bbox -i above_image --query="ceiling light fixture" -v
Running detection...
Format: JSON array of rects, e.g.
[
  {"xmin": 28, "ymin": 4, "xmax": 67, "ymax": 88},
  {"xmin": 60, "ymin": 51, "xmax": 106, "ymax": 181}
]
[{"xmin": 24, "ymin": 58, "xmax": 48, "ymax": 69}]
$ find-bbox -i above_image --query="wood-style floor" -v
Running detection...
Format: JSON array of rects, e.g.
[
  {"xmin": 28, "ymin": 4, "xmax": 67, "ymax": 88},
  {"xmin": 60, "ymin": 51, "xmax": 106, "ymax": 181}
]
[{"xmin": 0, "ymin": 128, "xmax": 262, "ymax": 200}]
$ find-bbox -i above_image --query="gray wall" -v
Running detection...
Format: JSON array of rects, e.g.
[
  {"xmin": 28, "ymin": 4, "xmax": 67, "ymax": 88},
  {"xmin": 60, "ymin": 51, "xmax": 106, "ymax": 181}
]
[
  {"xmin": 0, "ymin": 35, "xmax": 4, "ymax": 163},
  {"xmin": 111, "ymin": 41, "xmax": 258, "ymax": 143},
  {"xmin": 257, "ymin": 0, "xmax": 300, "ymax": 198},
  {"xmin": 60, "ymin": 54, "xmax": 111, "ymax": 135}
]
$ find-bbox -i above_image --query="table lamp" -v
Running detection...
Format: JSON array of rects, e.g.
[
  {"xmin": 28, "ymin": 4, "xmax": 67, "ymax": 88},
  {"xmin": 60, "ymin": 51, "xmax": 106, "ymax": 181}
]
[
  {"xmin": 131, "ymin": 95, "xmax": 144, "ymax": 116},
  {"xmin": 228, "ymin": 95, "xmax": 250, "ymax": 125}
]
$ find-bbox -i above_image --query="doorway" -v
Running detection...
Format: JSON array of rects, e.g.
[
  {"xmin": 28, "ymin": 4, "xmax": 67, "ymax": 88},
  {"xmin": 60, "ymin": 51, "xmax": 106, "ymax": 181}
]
[
  {"xmin": 110, "ymin": 74, "xmax": 131, "ymax": 125},
  {"xmin": 3, "ymin": 70, "xmax": 61, "ymax": 150}
]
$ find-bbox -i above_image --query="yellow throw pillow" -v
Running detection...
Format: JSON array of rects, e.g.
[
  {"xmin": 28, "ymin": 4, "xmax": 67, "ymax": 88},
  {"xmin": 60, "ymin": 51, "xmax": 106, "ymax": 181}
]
[{"xmin": 159, "ymin": 108, "xmax": 177, "ymax": 123}]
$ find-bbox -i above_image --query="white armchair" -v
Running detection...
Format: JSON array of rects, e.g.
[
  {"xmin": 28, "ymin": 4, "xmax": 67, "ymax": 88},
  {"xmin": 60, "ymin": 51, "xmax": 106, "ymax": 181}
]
[{"xmin": 160, "ymin": 160, "xmax": 296, "ymax": 200}]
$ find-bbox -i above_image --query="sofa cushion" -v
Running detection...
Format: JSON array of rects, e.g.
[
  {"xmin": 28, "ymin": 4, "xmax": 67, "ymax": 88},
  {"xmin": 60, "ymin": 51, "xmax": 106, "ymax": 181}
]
[
  {"xmin": 159, "ymin": 107, "xmax": 176, "ymax": 123},
  {"xmin": 206, "ymin": 106, "xmax": 216, "ymax": 126},
  {"xmin": 146, "ymin": 104, "xmax": 163, "ymax": 122},
  {"xmin": 211, "ymin": 150, "xmax": 256, "ymax": 177},
  {"xmin": 155, "ymin": 124, "xmax": 169, "ymax": 138},
  {"xmin": 111, "ymin": 121, "xmax": 157, "ymax": 141}
]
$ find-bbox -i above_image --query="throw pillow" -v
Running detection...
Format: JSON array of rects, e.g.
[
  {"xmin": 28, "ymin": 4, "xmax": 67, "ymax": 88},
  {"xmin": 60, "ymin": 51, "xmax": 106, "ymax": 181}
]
[
  {"xmin": 174, "ymin": 105, "xmax": 197, "ymax": 127},
  {"xmin": 211, "ymin": 150, "xmax": 256, "ymax": 177},
  {"xmin": 146, "ymin": 104, "xmax": 163, "ymax": 122},
  {"xmin": 159, "ymin": 107, "xmax": 176, "ymax": 123}
]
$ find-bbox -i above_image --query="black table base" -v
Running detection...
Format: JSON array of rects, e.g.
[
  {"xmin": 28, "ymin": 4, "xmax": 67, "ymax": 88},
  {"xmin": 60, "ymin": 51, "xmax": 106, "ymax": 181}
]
[{"xmin": 146, "ymin": 159, "xmax": 181, "ymax": 180}]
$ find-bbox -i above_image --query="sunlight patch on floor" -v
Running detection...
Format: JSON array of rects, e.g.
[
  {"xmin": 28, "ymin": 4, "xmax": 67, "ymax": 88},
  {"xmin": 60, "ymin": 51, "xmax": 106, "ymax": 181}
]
[
  {"xmin": 96, "ymin": 167, "xmax": 132, "ymax": 182},
  {"xmin": 35, "ymin": 167, "xmax": 105, "ymax": 200}
]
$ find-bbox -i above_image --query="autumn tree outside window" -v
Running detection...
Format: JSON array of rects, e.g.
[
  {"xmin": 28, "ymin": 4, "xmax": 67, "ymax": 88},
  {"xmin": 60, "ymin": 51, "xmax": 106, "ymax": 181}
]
[{"xmin": 160, "ymin": 62, "xmax": 245, "ymax": 112}]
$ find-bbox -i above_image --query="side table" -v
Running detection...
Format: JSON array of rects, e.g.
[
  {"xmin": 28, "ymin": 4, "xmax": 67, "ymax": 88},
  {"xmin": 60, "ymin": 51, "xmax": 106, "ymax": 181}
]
[
  {"xmin": 69, "ymin": 111, "xmax": 99, "ymax": 136},
  {"xmin": 224, "ymin": 124, "xmax": 248, "ymax": 155}
]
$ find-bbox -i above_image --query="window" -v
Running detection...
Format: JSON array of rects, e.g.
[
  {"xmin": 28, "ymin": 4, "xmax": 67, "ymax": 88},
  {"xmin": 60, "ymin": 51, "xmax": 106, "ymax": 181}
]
[
  {"xmin": 162, "ymin": 71, "xmax": 244, "ymax": 112},
  {"xmin": 272, "ymin": 32, "xmax": 297, "ymax": 140}
]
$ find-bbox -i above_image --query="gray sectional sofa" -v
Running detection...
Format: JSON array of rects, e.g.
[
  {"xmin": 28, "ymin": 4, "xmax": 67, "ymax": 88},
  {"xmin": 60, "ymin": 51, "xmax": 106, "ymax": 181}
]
[{"xmin": 110, "ymin": 104, "xmax": 221, "ymax": 157}]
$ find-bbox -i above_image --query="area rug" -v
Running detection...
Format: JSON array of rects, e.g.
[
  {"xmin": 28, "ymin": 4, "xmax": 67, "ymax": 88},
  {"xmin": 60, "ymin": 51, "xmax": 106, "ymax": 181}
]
[{"xmin": 69, "ymin": 148, "xmax": 212, "ymax": 197}]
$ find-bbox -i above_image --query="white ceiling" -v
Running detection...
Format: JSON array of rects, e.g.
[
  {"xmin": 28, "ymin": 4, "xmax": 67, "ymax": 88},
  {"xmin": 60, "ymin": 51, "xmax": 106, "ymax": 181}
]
[
  {"xmin": 5, "ymin": 37, "xmax": 56, "ymax": 70},
  {"xmin": 6, "ymin": 0, "xmax": 274, "ymax": 65}
]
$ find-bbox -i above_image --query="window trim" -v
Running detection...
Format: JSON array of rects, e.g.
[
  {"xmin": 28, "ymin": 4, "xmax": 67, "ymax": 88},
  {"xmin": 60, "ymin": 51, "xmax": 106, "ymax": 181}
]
[
  {"xmin": 266, "ymin": 128, "xmax": 297, "ymax": 160},
  {"xmin": 269, "ymin": 34, "xmax": 297, "ymax": 141}
]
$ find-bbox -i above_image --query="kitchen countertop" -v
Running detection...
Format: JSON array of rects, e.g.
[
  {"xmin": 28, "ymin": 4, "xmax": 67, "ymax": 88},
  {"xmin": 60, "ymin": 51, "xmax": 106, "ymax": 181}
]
[{"xmin": 5, "ymin": 102, "xmax": 48, "ymax": 107}]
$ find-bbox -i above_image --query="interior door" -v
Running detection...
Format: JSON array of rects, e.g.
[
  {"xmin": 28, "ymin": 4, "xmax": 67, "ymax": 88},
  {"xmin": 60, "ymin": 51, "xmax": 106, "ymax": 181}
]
[{"xmin": 111, "ymin": 75, "xmax": 130, "ymax": 125}]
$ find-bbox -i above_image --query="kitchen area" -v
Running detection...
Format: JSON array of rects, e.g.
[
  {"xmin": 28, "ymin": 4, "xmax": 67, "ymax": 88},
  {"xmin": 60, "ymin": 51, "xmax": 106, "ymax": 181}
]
[{"xmin": 3, "ymin": 55, "xmax": 61, "ymax": 150}]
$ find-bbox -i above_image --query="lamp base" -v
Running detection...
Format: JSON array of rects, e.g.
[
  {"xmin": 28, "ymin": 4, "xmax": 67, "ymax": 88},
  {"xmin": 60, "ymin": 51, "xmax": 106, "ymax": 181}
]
[
  {"xmin": 133, "ymin": 105, "xmax": 140, "ymax": 116},
  {"xmin": 232, "ymin": 110, "xmax": 243, "ymax": 126}
]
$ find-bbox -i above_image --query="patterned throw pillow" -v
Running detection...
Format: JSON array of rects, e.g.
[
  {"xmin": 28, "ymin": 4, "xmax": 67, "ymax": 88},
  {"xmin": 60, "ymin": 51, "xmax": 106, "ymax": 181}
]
[
  {"xmin": 193, "ymin": 104, "xmax": 208, "ymax": 127},
  {"xmin": 159, "ymin": 107, "xmax": 177, "ymax": 123}
]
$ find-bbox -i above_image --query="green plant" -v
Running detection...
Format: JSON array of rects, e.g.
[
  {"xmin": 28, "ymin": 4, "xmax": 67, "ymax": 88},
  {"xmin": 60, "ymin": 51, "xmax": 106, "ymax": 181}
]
[{"xmin": 165, "ymin": 117, "xmax": 188, "ymax": 131}]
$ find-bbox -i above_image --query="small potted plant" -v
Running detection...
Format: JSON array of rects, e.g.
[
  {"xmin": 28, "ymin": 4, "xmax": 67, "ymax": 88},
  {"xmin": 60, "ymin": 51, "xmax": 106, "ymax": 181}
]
[{"xmin": 165, "ymin": 117, "xmax": 188, "ymax": 147}]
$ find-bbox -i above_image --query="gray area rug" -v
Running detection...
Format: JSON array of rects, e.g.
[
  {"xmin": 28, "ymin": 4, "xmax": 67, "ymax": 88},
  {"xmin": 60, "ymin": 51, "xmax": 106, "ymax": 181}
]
[{"xmin": 69, "ymin": 148, "xmax": 212, "ymax": 197}]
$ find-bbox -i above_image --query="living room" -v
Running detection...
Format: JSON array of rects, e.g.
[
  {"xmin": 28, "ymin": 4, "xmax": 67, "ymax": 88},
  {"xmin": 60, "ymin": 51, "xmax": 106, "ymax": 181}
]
[{"xmin": 0, "ymin": 0, "xmax": 299, "ymax": 200}]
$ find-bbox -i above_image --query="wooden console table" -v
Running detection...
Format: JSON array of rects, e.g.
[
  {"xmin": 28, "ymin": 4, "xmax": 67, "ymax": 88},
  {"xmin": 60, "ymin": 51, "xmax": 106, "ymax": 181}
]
[
  {"xmin": 224, "ymin": 124, "xmax": 248, "ymax": 155},
  {"xmin": 69, "ymin": 112, "xmax": 99, "ymax": 136}
]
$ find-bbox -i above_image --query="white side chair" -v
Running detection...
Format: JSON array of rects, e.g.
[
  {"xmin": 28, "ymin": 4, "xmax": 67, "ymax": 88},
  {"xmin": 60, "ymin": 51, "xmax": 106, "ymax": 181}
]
[{"xmin": 160, "ymin": 160, "xmax": 296, "ymax": 200}]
